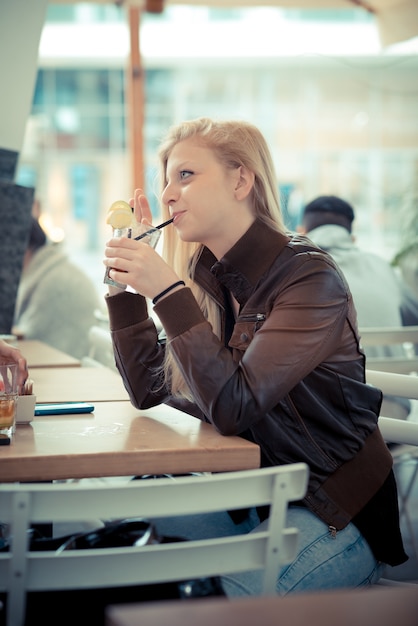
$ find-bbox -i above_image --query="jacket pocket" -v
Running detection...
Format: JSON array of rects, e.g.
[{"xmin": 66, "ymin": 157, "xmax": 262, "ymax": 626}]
[{"xmin": 229, "ymin": 313, "xmax": 266, "ymax": 350}]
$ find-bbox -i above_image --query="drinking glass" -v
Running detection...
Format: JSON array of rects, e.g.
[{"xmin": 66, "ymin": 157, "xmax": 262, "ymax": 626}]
[
  {"xmin": 104, "ymin": 222, "xmax": 161, "ymax": 290},
  {"xmin": 0, "ymin": 362, "xmax": 18, "ymax": 442}
]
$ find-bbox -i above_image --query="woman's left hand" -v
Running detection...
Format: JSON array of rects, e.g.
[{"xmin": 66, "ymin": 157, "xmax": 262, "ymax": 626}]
[{"xmin": 129, "ymin": 188, "xmax": 153, "ymax": 227}]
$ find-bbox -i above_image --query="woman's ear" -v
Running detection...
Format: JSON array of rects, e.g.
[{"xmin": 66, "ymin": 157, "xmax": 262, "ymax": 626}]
[{"xmin": 234, "ymin": 166, "xmax": 255, "ymax": 201}]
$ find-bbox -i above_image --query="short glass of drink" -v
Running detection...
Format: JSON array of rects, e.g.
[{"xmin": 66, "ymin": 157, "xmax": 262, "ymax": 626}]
[{"xmin": 0, "ymin": 362, "xmax": 18, "ymax": 442}]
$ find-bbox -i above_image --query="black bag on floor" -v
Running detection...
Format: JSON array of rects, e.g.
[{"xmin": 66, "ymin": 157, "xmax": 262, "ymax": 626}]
[{"xmin": 1, "ymin": 518, "xmax": 226, "ymax": 626}]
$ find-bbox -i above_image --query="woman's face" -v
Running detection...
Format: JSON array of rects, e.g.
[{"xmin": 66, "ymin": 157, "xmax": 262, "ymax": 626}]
[{"xmin": 162, "ymin": 137, "xmax": 255, "ymax": 259}]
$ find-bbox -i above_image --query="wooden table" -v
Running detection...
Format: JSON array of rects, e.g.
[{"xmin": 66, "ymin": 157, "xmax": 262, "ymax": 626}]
[
  {"xmin": 105, "ymin": 587, "xmax": 418, "ymax": 626},
  {"xmin": 0, "ymin": 401, "xmax": 260, "ymax": 482},
  {"xmin": 18, "ymin": 339, "xmax": 81, "ymax": 368},
  {"xmin": 31, "ymin": 366, "xmax": 130, "ymax": 403}
]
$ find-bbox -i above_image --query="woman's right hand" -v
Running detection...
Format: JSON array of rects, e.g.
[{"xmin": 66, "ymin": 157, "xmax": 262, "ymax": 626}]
[{"xmin": 104, "ymin": 235, "xmax": 180, "ymax": 302}]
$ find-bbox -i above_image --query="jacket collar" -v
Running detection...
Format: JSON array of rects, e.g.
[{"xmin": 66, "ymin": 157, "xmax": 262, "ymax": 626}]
[{"xmin": 194, "ymin": 219, "xmax": 290, "ymax": 306}]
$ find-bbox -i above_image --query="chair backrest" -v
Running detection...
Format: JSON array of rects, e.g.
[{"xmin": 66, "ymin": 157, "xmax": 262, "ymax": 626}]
[
  {"xmin": 366, "ymin": 369, "xmax": 418, "ymax": 445},
  {"xmin": 366, "ymin": 369, "xmax": 418, "ymax": 401},
  {"xmin": 360, "ymin": 326, "xmax": 418, "ymax": 349},
  {"xmin": 365, "ymin": 357, "xmax": 418, "ymax": 375},
  {"xmin": 366, "ymin": 368, "xmax": 418, "ymax": 578},
  {"xmin": 0, "ymin": 463, "xmax": 308, "ymax": 626},
  {"xmin": 86, "ymin": 325, "xmax": 117, "ymax": 370},
  {"xmin": 360, "ymin": 326, "xmax": 418, "ymax": 374}
]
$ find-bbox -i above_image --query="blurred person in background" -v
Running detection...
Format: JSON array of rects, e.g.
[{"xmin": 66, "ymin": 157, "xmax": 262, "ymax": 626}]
[
  {"xmin": 298, "ymin": 194, "xmax": 418, "ymax": 421},
  {"xmin": 13, "ymin": 216, "xmax": 99, "ymax": 360}
]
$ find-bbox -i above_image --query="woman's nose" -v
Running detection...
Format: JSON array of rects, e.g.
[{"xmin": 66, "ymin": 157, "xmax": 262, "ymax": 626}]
[{"xmin": 161, "ymin": 181, "xmax": 177, "ymax": 206}]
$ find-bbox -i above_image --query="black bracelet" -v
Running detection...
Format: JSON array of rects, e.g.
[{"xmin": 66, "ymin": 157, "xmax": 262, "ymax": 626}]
[{"xmin": 152, "ymin": 280, "xmax": 185, "ymax": 305}]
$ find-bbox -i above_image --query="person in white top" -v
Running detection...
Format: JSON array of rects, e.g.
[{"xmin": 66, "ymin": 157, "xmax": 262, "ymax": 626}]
[
  {"xmin": 298, "ymin": 195, "xmax": 418, "ymax": 421},
  {"xmin": 13, "ymin": 217, "xmax": 100, "ymax": 360}
]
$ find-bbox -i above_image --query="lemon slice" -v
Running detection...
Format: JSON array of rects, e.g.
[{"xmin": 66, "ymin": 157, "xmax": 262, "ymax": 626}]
[{"xmin": 106, "ymin": 200, "xmax": 133, "ymax": 229}]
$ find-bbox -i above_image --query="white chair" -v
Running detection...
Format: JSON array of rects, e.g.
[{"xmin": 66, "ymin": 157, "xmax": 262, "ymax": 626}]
[
  {"xmin": 366, "ymin": 370, "xmax": 418, "ymax": 407},
  {"xmin": 360, "ymin": 326, "xmax": 418, "ymax": 375},
  {"xmin": 366, "ymin": 369, "xmax": 418, "ymax": 568},
  {"xmin": 0, "ymin": 463, "xmax": 308, "ymax": 626},
  {"xmin": 83, "ymin": 325, "xmax": 117, "ymax": 371},
  {"xmin": 360, "ymin": 326, "xmax": 418, "ymax": 349},
  {"xmin": 365, "ymin": 357, "xmax": 418, "ymax": 375},
  {"xmin": 360, "ymin": 327, "xmax": 418, "ymax": 422}
]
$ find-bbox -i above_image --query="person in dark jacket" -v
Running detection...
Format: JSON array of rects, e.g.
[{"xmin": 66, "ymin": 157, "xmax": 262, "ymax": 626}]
[{"xmin": 103, "ymin": 117, "xmax": 407, "ymax": 595}]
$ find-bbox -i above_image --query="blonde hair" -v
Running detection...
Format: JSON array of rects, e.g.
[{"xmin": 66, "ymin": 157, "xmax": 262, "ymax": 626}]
[{"xmin": 157, "ymin": 117, "xmax": 286, "ymax": 399}]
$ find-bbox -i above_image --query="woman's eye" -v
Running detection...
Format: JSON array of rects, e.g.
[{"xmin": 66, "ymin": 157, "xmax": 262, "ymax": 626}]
[{"xmin": 179, "ymin": 170, "xmax": 193, "ymax": 180}]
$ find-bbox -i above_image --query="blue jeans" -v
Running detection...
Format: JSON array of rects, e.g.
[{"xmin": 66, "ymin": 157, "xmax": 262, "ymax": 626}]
[{"xmin": 152, "ymin": 505, "xmax": 384, "ymax": 596}]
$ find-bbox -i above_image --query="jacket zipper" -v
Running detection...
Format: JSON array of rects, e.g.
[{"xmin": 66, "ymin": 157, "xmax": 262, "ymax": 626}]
[
  {"xmin": 239, "ymin": 313, "xmax": 266, "ymax": 322},
  {"xmin": 238, "ymin": 313, "xmax": 266, "ymax": 332}
]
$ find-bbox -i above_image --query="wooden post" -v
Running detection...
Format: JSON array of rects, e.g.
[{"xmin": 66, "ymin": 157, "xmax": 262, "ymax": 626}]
[
  {"xmin": 146, "ymin": 0, "xmax": 164, "ymax": 13},
  {"xmin": 128, "ymin": 6, "xmax": 145, "ymax": 190}
]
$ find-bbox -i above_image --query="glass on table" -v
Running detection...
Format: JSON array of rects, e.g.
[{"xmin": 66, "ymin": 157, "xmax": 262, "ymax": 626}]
[{"xmin": 0, "ymin": 362, "xmax": 18, "ymax": 443}]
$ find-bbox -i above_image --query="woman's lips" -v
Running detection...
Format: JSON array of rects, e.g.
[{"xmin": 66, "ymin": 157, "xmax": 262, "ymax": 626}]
[{"xmin": 172, "ymin": 211, "xmax": 185, "ymax": 223}]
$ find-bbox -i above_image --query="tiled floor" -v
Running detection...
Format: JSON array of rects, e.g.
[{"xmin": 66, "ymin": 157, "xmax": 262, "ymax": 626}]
[{"xmin": 382, "ymin": 400, "xmax": 418, "ymax": 582}]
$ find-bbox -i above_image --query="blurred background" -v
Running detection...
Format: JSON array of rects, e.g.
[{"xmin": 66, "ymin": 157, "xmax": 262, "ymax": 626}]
[{"xmin": 8, "ymin": 2, "xmax": 418, "ymax": 298}]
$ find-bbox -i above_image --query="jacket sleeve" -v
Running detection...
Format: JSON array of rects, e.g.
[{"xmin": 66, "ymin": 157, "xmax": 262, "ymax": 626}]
[
  {"xmin": 156, "ymin": 254, "xmax": 356, "ymax": 435},
  {"xmin": 105, "ymin": 291, "xmax": 170, "ymax": 408}
]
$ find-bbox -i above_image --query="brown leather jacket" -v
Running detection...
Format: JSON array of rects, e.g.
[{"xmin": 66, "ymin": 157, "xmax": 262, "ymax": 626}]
[{"xmin": 106, "ymin": 219, "xmax": 406, "ymax": 565}]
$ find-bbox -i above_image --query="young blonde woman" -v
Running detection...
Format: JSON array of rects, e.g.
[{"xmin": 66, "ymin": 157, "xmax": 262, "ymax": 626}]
[{"xmin": 104, "ymin": 117, "xmax": 407, "ymax": 595}]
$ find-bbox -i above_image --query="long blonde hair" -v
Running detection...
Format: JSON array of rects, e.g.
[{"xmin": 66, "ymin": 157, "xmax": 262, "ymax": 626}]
[{"xmin": 157, "ymin": 117, "xmax": 286, "ymax": 399}]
